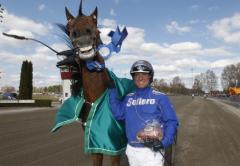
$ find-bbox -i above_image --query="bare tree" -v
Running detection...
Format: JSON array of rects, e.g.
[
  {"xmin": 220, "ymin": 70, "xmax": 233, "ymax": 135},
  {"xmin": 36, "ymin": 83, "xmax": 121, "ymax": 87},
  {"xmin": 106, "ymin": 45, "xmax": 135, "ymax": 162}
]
[
  {"xmin": 231, "ymin": 63, "xmax": 240, "ymax": 87},
  {"xmin": 1, "ymin": 86, "xmax": 16, "ymax": 93},
  {"xmin": 171, "ymin": 76, "xmax": 182, "ymax": 85},
  {"xmin": 158, "ymin": 79, "xmax": 170, "ymax": 93},
  {"xmin": 193, "ymin": 78, "xmax": 201, "ymax": 90},
  {"xmin": 159, "ymin": 79, "xmax": 168, "ymax": 87},
  {"xmin": 192, "ymin": 73, "xmax": 205, "ymax": 92},
  {"xmin": 205, "ymin": 69, "xmax": 218, "ymax": 92},
  {"xmin": 152, "ymin": 78, "xmax": 159, "ymax": 88},
  {"xmin": 152, "ymin": 78, "xmax": 170, "ymax": 93},
  {"xmin": 221, "ymin": 63, "xmax": 240, "ymax": 90},
  {"xmin": 236, "ymin": 63, "xmax": 240, "ymax": 84},
  {"xmin": 170, "ymin": 76, "xmax": 186, "ymax": 94}
]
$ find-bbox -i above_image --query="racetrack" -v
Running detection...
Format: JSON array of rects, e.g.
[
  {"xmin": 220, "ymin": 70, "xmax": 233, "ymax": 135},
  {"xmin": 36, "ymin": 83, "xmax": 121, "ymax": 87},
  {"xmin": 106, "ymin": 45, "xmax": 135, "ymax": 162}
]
[
  {"xmin": 173, "ymin": 96, "xmax": 240, "ymax": 166},
  {"xmin": 0, "ymin": 96, "xmax": 240, "ymax": 166}
]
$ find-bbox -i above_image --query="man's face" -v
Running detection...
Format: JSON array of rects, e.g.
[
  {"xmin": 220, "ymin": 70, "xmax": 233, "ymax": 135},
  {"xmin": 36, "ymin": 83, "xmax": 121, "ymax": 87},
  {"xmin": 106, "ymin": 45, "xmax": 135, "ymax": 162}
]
[{"xmin": 133, "ymin": 72, "xmax": 151, "ymax": 88}]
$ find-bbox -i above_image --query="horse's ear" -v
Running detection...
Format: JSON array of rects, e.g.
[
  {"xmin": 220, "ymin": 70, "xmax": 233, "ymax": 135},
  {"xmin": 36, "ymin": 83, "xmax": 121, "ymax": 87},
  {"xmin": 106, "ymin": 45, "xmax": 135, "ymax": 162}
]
[
  {"xmin": 65, "ymin": 7, "xmax": 75, "ymax": 21},
  {"xmin": 90, "ymin": 7, "xmax": 98, "ymax": 25},
  {"xmin": 78, "ymin": 0, "xmax": 84, "ymax": 17}
]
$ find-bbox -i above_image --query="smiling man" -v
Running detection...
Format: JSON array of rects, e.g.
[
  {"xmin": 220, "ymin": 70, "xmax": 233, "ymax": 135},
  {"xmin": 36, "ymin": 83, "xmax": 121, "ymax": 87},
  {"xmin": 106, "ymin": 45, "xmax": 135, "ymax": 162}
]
[{"xmin": 109, "ymin": 60, "xmax": 179, "ymax": 166}]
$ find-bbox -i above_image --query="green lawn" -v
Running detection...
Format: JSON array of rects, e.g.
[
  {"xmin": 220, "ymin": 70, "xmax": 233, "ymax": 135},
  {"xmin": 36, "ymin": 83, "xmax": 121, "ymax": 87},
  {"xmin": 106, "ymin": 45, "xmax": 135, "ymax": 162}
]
[{"xmin": 32, "ymin": 95, "xmax": 60, "ymax": 101}]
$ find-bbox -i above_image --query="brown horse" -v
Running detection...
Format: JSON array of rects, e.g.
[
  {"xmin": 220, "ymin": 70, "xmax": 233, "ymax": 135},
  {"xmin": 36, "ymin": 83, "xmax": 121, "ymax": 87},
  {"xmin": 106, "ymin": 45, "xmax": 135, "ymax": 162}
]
[{"xmin": 57, "ymin": 1, "xmax": 121, "ymax": 166}]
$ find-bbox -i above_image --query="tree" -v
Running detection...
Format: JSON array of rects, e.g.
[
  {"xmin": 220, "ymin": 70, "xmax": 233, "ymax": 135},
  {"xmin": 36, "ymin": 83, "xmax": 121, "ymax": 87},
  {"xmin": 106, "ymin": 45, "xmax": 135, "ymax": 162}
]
[
  {"xmin": 221, "ymin": 63, "xmax": 240, "ymax": 90},
  {"xmin": 170, "ymin": 76, "xmax": 187, "ymax": 94},
  {"xmin": 171, "ymin": 76, "xmax": 182, "ymax": 86},
  {"xmin": 237, "ymin": 63, "xmax": 240, "ymax": 83},
  {"xmin": 152, "ymin": 78, "xmax": 170, "ymax": 93},
  {"xmin": 27, "ymin": 61, "xmax": 33, "ymax": 99},
  {"xmin": 192, "ymin": 73, "xmax": 205, "ymax": 94},
  {"xmin": 33, "ymin": 85, "xmax": 62, "ymax": 94},
  {"xmin": 158, "ymin": 79, "xmax": 168, "ymax": 87},
  {"xmin": 19, "ymin": 61, "xmax": 28, "ymax": 99},
  {"xmin": 1, "ymin": 86, "xmax": 16, "ymax": 93},
  {"xmin": 158, "ymin": 79, "xmax": 170, "ymax": 92},
  {"xmin": 47, "ymin": 85, "xmax": 62, "ymax": 93},
  {"xmin": 204, "ymin": 69, "xmax": 218, "ymax": 92},
  {"xmin": 19, "ymin": 60, "xmax": 33, "ymax": 99}
]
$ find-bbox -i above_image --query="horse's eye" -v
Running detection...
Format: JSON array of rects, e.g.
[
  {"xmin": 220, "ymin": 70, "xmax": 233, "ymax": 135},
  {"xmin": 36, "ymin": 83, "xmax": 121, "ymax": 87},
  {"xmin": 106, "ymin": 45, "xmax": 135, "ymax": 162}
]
[{"xmin": 72, "ymin": 30, "xmax": 78, "ymax": 38}]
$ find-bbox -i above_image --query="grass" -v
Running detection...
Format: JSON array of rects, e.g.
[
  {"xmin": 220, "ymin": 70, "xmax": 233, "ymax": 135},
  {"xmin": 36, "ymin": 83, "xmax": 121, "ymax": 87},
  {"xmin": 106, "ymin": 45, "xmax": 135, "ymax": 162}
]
[{"xmin": 32, "ymin": 95, "xmax": 60, "ymax": 101}]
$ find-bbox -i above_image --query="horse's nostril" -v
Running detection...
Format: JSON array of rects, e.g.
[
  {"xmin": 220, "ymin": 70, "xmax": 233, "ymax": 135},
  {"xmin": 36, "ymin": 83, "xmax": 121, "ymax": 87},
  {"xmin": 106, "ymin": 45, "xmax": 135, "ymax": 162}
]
[{"xmin": 86, "ymin": 28, "xmax": 92, "ymax": 34}]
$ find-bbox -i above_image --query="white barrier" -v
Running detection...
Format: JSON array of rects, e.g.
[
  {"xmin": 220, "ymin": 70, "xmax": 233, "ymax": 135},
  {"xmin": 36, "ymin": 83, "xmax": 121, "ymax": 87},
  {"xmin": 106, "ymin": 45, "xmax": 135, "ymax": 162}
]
[{"xmin": 0, "ymin": 100, "xmax": 35, "ymax": 103}]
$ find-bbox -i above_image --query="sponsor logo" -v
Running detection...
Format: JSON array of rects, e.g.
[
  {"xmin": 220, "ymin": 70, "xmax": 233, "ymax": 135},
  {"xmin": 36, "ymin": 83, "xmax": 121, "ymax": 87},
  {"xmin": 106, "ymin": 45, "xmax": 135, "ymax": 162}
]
[{"xmin": 126, "ymin": 98, "xmax": 156, "ymax": 107}]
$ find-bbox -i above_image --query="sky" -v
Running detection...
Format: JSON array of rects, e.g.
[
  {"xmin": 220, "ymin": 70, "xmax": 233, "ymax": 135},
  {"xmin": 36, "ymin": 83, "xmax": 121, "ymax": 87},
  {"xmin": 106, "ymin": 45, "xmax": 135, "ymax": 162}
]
[{"xmin": 0, "ymin": 0, "xmax": 240, "ymax": 90}]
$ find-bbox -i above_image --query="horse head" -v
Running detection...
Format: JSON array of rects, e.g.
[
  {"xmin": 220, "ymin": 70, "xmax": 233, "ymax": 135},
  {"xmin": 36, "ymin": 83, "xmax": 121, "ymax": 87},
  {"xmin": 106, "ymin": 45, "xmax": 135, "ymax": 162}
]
[
  {"xmin": 57, "ymin": 0, "xmax": 109, "ymax": 98},
  {"xmin": 65, "ymin": 0, "xmax": 102, "ymax": 62}
]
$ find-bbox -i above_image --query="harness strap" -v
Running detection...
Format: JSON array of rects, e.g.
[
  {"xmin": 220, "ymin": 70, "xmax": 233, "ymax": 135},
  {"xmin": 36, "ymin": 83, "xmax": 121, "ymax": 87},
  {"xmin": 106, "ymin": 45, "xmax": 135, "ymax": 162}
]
[
  {"xmin": 86, "ymin": 60, "xmax": 105, "ymax": 71},
  {"xmin": 84, "ymin": 100, "xmax": 94, "ymax": 106}
]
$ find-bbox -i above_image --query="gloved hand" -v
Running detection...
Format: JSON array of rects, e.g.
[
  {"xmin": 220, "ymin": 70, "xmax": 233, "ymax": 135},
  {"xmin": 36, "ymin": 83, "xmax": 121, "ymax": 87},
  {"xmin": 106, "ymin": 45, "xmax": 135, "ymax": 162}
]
[
  {"xmin": 142, "ymin": 138, "xmax": 164, "ymax": 151},
  {"xmin": 152, "ymin": 140, "xmax": 164, "ymax": 152},
  {"xmin": 143, "ymin": 138, "xmax": 154, "ymax": 148}
]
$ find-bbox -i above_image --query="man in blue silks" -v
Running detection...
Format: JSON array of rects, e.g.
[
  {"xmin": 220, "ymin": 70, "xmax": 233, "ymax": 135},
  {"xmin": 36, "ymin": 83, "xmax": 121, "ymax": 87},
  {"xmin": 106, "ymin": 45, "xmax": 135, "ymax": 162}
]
[{"xmin": 109, "ymin": 60, "xmax": 179, "ymax": 166}]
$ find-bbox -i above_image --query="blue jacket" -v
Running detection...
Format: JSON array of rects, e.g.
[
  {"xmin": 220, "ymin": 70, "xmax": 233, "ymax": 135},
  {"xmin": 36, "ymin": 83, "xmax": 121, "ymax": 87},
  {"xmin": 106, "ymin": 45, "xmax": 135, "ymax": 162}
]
[{"xmin": 109, "ymin": 86, "xmax": 179, "ymax": 148}]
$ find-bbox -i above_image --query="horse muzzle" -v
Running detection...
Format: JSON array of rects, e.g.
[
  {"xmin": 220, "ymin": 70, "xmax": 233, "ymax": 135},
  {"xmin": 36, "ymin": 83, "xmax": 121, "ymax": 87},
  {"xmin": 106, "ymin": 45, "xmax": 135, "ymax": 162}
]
[
  {"xmin": 73, "ymin": 35, "xmax": 97, "ymax": 60},
  {"xmin": 76, "ymin": 45, "xmax": 95, "ymax": 60}
]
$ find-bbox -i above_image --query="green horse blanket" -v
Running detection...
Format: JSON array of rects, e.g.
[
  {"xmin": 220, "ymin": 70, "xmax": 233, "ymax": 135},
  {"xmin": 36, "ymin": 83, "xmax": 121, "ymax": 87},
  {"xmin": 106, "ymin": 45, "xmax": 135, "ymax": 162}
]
[{"xmin": 52, "ymin": 70, "xmax": 135, "ymax": 155}]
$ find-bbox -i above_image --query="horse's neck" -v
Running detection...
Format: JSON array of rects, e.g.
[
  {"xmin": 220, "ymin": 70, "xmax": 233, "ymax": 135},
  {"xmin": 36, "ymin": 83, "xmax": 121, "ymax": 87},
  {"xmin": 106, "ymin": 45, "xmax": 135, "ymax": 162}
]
[{"xmin": 81, "ymin": 66, "xmax": 109, "ymax": 102}]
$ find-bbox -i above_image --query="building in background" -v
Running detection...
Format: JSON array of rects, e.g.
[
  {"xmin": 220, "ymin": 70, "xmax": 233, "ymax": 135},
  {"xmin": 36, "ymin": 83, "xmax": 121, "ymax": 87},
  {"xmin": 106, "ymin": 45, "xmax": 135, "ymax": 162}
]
[{"xmin": 58, "ymin": 65, "xmax": 74, "ymax": 102}]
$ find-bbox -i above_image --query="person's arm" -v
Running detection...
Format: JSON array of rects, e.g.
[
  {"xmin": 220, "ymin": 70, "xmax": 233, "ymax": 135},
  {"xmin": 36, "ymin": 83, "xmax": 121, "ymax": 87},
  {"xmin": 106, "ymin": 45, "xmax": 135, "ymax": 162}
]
[
  {"xmin": 158, "ymin": 95, "xmax": 179, "ymax": 149},
  {"xmin": 108, "ymin": 88, "xmax": 126, "ymax": 120}
]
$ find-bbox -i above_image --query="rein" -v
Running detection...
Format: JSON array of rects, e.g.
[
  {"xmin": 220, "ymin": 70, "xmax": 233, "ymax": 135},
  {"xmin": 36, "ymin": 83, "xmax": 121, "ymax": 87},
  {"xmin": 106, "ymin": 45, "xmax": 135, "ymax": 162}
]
[{"xmin": 84, "ymin": 99, "xmax": 94, "ymax": 106}]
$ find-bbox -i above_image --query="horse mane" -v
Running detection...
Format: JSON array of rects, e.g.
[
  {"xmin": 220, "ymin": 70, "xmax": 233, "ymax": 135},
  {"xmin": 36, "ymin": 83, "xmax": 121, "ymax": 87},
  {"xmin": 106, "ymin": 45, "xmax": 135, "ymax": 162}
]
[
  {"xmin": 56, "ymin": 23, "xmax": 73, "ymax": 49},
  {"xmin": 57, "ymin": 23, "xmax": 103, "ymax": 49}
]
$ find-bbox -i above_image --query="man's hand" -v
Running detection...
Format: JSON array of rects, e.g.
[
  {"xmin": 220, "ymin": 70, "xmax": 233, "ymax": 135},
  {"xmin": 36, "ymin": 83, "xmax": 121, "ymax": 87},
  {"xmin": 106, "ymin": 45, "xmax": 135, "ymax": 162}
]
[
  {"xmin": 152, "ymin": 140, "xmax": 164, "ymax": 151},
  {"xmin": 143, "ymin": 138, "xmax": 164, "ymax": 151},
  {"xmin": 143, "ymin": 138, "xmax": 154, "ymax": 148}
]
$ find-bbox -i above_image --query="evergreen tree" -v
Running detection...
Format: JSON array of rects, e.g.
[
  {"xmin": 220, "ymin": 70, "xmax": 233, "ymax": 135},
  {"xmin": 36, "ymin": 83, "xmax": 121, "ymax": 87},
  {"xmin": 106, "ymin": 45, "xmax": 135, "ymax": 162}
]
[
  {"xmin": 19, "ymin": 61, "xmax": 27, "ymax": 99},
  {"xmin": 27, "ymin": 61, "xmax": 33, "ymax": 99},
  {"xmin": 19, "ymin": 60, "xmax": 33, "ymax": 99}
]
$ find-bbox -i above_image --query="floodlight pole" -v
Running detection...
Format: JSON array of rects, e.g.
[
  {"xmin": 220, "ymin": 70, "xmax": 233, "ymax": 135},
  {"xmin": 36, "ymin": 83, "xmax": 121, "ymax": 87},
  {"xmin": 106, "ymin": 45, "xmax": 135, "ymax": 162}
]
[{"xmin": 2, "ymin": 32, "xmax": 60, "ymax": 54}]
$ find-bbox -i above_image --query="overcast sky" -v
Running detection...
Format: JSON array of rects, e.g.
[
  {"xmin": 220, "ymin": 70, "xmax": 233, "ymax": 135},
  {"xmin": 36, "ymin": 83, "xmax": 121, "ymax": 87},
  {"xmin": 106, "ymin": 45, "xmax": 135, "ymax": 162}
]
[{"xmin": 0, "ymin": 0, "xmax": 240, "ymax": 90}]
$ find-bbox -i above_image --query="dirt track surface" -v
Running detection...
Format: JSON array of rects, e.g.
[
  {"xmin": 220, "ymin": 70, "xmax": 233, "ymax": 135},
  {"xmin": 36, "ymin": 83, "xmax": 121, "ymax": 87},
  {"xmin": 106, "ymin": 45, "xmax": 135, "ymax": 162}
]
[
  {"xmin": 0, "ymin": 96, "xmax": 240, "ymax": 166},
  {"xmin": 173, "ymin": 96, "xmax": 240, "ymax": 166}
]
